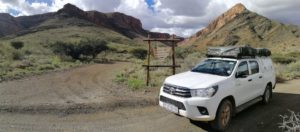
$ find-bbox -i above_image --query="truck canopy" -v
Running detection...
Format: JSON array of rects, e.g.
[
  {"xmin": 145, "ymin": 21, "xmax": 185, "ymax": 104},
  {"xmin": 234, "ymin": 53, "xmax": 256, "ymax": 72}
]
[{"xmin": 206, "ymin": 46, "xmax": 271, "ymax": 59}]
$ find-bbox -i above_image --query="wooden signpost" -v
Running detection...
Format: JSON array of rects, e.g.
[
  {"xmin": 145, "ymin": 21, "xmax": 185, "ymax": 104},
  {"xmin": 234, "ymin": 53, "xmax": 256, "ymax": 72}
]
[{"xmin": 142, "ymin": 34, "xmax": 181, "ymax": 86}]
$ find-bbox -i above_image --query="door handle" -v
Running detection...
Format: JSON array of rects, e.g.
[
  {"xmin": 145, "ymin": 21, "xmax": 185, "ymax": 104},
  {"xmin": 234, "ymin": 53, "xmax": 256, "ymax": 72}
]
[
  {"xmin": 259, "ymin": 76, "xmax": 263, "ymax": 78},
  {"xmin": 248, "ymin": 79, "xmax": 252, "ymax": 82}
]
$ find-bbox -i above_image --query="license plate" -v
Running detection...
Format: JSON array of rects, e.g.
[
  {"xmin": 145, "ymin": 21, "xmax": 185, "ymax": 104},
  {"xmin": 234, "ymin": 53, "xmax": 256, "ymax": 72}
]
[{"xmin": 163, "ymin": 102, "xmax": 178, "ymax": 113}]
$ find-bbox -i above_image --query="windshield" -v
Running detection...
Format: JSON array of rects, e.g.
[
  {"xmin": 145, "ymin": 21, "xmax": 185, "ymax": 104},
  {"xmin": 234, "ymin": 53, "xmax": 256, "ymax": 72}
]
[{"xmin": 191, "ymin": 59, "xmax": 237, "ymax": 76}]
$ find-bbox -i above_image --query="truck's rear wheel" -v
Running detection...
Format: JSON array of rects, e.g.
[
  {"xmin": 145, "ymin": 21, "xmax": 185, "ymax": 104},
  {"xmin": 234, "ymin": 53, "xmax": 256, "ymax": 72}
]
[
  {"xmin": 262, "ymin": 85, "xmax": 272, "ymax": 104},
  {"xmin": 211, "ymin": 99, "xmax": 232, "ymax": 131}
]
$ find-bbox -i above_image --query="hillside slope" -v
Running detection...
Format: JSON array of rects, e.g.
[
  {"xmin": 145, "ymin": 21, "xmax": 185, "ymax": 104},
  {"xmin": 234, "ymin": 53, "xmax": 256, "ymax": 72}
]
[
  {"xmin": 0, "ymin": 3, "xmax": 173, "ymax": 82},
  {"xmin": 185, "ymin": 3, "xmax": 300, "ymax": 53}
]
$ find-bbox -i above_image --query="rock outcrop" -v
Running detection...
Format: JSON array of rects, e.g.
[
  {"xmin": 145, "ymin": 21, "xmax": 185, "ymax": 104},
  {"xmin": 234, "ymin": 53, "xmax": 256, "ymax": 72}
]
[
  {"xmin": 185, "ymin": 3, "xmax": 300, "ymax": 53},
  {"xmin": 193, "ymin": 3, "xmax": 247, "ymax": 38}
]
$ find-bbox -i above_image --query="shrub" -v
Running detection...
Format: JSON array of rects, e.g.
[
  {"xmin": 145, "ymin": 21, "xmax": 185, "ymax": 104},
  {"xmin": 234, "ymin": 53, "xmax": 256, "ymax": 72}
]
[
  {"xmin": 175, "ymin": 46, "xmax": 199, "ymax": 59},
  {"xmin": 286, "ymin": 52, "xmax": 300, "ymax": 59},
  {"xmin": 51, "ymin": 39, "xmax": 108, "ymax": 60},
  {"xmin": 275, "ymin": 61, "xmax": 300, "ymax": 81},
  {"xmin": 79, "ymin": 39, "xmax": 108, "ymax": 58},
  {"xmin": 130, "ymin": 48, "xmax": 148, "ymax": 59},
  {"xmin": 287, "ymin": 61, "xmax": 300, "ymax": 78},
  {"xmin": 272, "ymin": 55, "xmax": 296, "ymax": 64},
  {"xmin": 115, "ymin": 73, "xmax": 127, "ymax": 83},
  {"xmin": 38, "ymin": 64, "xmax": 55, "ymax": 71},
  {"xmin": 127, "ymin": 78, "xmax": 145, "ymax": 90},
  {"xmin": 175, "ymin": 48, "xmax": 185, "ymax": 59},
  {"xmin": 11, "ymin": 50, "xmax": 23, "ymax": 60},
  {"xmin": 24, "ymin": 50, "xmax": 32, "ymax": 55},
  {"xmin": 51, "ymin": 56, "xmax": 61, "ymax": 66},
  {"xmin": 10, "ymin": 41, "xmax": 24, "ymax": 50}
]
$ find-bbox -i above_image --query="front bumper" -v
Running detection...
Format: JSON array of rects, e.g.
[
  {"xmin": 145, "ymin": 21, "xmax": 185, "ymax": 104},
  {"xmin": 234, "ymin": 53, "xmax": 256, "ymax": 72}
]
[{"xmin": 159, "ymin": 90, "xmax": 218, "ymax": 121}]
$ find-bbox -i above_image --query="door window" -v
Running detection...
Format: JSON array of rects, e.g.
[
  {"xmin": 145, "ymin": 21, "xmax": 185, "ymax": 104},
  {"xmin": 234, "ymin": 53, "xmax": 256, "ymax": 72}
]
[
  {"xmin": 236, "ymin": 61, "xmax": 249, "ymax": 77},
  {"xmin": 249, "ymin": 61, "xmax": 259, "ymax": 74}
]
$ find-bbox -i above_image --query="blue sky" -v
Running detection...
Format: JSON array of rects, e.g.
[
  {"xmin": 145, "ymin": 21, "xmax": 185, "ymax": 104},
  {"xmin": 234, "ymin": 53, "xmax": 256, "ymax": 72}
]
[
  {"xmin": 0, "ymin": 0, "xmax": 299, "ymax": 37},
  {"xmin": 8, "ymin": 8, "xmax": 21, "ymax": 16},
  {"xmin": 145, "ymin": 0, "xmax": 154, "ymax": 11},
  {"xmin": 26, "ymin": 0, "xmax": 52, "ymax": 5}
]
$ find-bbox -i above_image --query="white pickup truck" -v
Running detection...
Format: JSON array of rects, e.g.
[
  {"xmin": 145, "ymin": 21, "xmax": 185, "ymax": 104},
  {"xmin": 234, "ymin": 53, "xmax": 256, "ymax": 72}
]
[{"xmin": 159, "ymin": 46, "xmax": 276, "ymax": 131}]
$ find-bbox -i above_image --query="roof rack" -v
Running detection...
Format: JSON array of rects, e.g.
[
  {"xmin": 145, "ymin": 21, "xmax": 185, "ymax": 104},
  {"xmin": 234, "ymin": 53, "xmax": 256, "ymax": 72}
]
[{"xmin": 206, "ymin": 46, "xmax": 271, "ymax": 59}]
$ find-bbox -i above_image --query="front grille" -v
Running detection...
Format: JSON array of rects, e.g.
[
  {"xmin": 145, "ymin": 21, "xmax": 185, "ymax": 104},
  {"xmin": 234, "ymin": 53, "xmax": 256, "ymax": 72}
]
[
  {"xmin": 160, "ymin": 96, "xmax": 186, "ymax": 110},
  {"xmin": 163, "ymin": 84, "xmax": 191, "ymax": 98}
]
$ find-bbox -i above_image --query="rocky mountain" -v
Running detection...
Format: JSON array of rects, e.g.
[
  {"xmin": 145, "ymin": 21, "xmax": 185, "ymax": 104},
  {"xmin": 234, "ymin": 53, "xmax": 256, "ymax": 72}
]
[
  {"xmin": 0, "ymin": 3, "xmax": 170, "ymax": 39},
  {"xmin": 0, "ymin": 13, "xmax": 22, "ymax": 36},
  {"xmin": 186, "ymin": 3, "xmax": 300, "ymax": 53}
]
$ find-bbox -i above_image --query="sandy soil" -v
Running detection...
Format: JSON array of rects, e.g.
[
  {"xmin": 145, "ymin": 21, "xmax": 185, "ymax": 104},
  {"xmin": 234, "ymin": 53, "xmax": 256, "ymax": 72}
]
[{"xmin": 0, "ymin": 63, "xmax": 299, "ymax": 132}]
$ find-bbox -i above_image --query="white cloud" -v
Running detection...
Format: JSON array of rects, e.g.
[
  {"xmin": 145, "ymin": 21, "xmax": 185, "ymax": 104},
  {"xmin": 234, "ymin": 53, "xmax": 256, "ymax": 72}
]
[
  {"xmin": 0, "ymin": 0, "xmax": 51, "ymax": 16},
  {"xmin": 147, "ymin": 0, "xmax": 227, "ymax": 37},
  {"xmin": 0, "ymin": 0, "xmax": 299, "ymax": 37},
  {"xmin": 153, "ymin": 0, "xmax": 211, "ymax": 17},
  {"xmin": 49, "ymin": 0, "xmax": 121, "ymax": 12},
  {"xmin": 151, "ymin": 27, "xmax": 200, "ymax": 37},
  {"xmin": 0, "ymin": 1, "xmax": 9, "ymax": 12}
]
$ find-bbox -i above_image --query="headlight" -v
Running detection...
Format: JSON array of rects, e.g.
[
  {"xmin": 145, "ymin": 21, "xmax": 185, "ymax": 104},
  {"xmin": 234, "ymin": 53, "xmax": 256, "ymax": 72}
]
[{"xmin": 190, "ymin": 85, "xmax": 218, "ymax": 97}]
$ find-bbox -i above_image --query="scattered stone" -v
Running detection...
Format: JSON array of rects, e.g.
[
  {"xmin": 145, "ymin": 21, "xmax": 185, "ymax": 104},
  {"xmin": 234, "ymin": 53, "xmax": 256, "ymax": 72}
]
[
  {"xmin": 15, "ymin": 61, "xmax": 33, "ymax": 69},
  {"xmin": 144, "ymin": 89, "xmax": 150, "ymax": 94}
]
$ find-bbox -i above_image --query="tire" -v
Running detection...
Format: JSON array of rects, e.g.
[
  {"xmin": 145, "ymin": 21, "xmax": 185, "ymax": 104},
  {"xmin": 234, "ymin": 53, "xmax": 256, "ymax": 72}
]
[
  {"xmin": 211, "ymin": 100, "xmax": 233, "ymax": 131},
  {"xmin": 262, "ymin": 85, "xmax": 272, "ymax": 104}
]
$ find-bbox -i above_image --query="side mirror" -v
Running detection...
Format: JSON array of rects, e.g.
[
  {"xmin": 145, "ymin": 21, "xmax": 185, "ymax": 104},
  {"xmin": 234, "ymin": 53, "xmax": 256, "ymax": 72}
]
[{"xmin": 236, "ymin": 72, "xmax": 248, "ymax": 78}]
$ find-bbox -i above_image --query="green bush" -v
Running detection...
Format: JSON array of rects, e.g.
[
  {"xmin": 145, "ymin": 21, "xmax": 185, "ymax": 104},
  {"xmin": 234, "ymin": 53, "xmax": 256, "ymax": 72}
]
[
  {"xmin": 51, "ymin": 56, "xmax": 61, "ymax": 67},
  {"xmin": 10, "ymin": 41, "xmax": 24, "ymax": 50},
  {"xmin": 10, "ymin": 50, "xmax": 23, "ymax": 60},
  {"xmin": 175, "ymin": 46, "xmax": 198, "ymax": 59},
  {"xmin": 38, "ymin": 64, "xmax": 55, "ymax": 71},
  {"xmin": 79, "ymin": 39, "xmax": 109, "ymax": 58},
  {"xmin": 51, "ymin": 39, "xmax": 108, "ymax": 60},
  {"xmin": 286, "ymin": 61, "xmax": 300, "ymax": 78},
  {"xmin": 272, "ymin": 55, "xmax": 296, "ymax": 64},
  {"xmin": 127, "ymin": 78, "xmax": 145, "ymax": 90},
  {"xmin": 115, "ymin": 73, "xmax": 127, "ymax": 83},
  {"xmin": 286, "ymin": 52, "xmax": 300, "ymax": 59},
  {"xmin": 130, "ymin": 48, "xmax": 148, "ymax": 59},
  {"xmin": 275, "ymin": 61, "xmax": 300, "ymax": 81}
]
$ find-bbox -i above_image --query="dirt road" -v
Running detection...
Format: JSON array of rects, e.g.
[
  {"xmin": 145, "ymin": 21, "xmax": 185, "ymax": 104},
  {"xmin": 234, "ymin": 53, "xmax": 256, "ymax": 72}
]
[
  {"xmin": 0, "ymin": 81, "xmax": 299, "ymax": 132},
  {"xmin": 0, "ymin": 62, "xmax": 156, "ymax": 114},
  {"xmin": 0, "ymin": 63, "xmax": 299, "ymax": 131}
]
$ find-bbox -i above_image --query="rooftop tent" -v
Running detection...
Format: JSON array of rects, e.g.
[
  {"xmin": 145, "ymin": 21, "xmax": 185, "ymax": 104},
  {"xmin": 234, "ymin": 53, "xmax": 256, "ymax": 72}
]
[
  {"xmin": 257, "ymin": 48, "xmax": 271, "ymax": 56},
  {"xmin": 206, "ymin": 46, "xmax": 271, "ymax": 59}
]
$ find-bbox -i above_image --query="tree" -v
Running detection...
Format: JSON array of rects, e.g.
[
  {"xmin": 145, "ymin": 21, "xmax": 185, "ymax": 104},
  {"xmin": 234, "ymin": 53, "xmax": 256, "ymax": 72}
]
[
  {"xmin": 11, "ymin": 41, "xmax": 24, "ymax": 50},
  {"xmin": 131, "ymin": 48, "xmax": 148, "ymax": 59}
]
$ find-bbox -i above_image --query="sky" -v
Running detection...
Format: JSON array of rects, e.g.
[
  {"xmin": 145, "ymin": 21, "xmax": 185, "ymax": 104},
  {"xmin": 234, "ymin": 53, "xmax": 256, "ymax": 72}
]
[{"xmin": 0, "ymin": 0, "xmax": 299, "ymax": 37}]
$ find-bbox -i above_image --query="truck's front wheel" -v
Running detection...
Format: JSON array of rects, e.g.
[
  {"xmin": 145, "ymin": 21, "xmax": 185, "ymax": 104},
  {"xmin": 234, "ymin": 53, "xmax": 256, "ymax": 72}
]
[{"xmin": 211, "ymin": 99, "xmax": 233, "ymax": 131}]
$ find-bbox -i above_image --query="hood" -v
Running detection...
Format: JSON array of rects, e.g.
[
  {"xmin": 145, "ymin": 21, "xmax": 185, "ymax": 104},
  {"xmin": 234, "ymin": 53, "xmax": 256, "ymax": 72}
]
[{"xmin": 164, "ymin": 71, "xmax": 227, "ymax": 89}]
